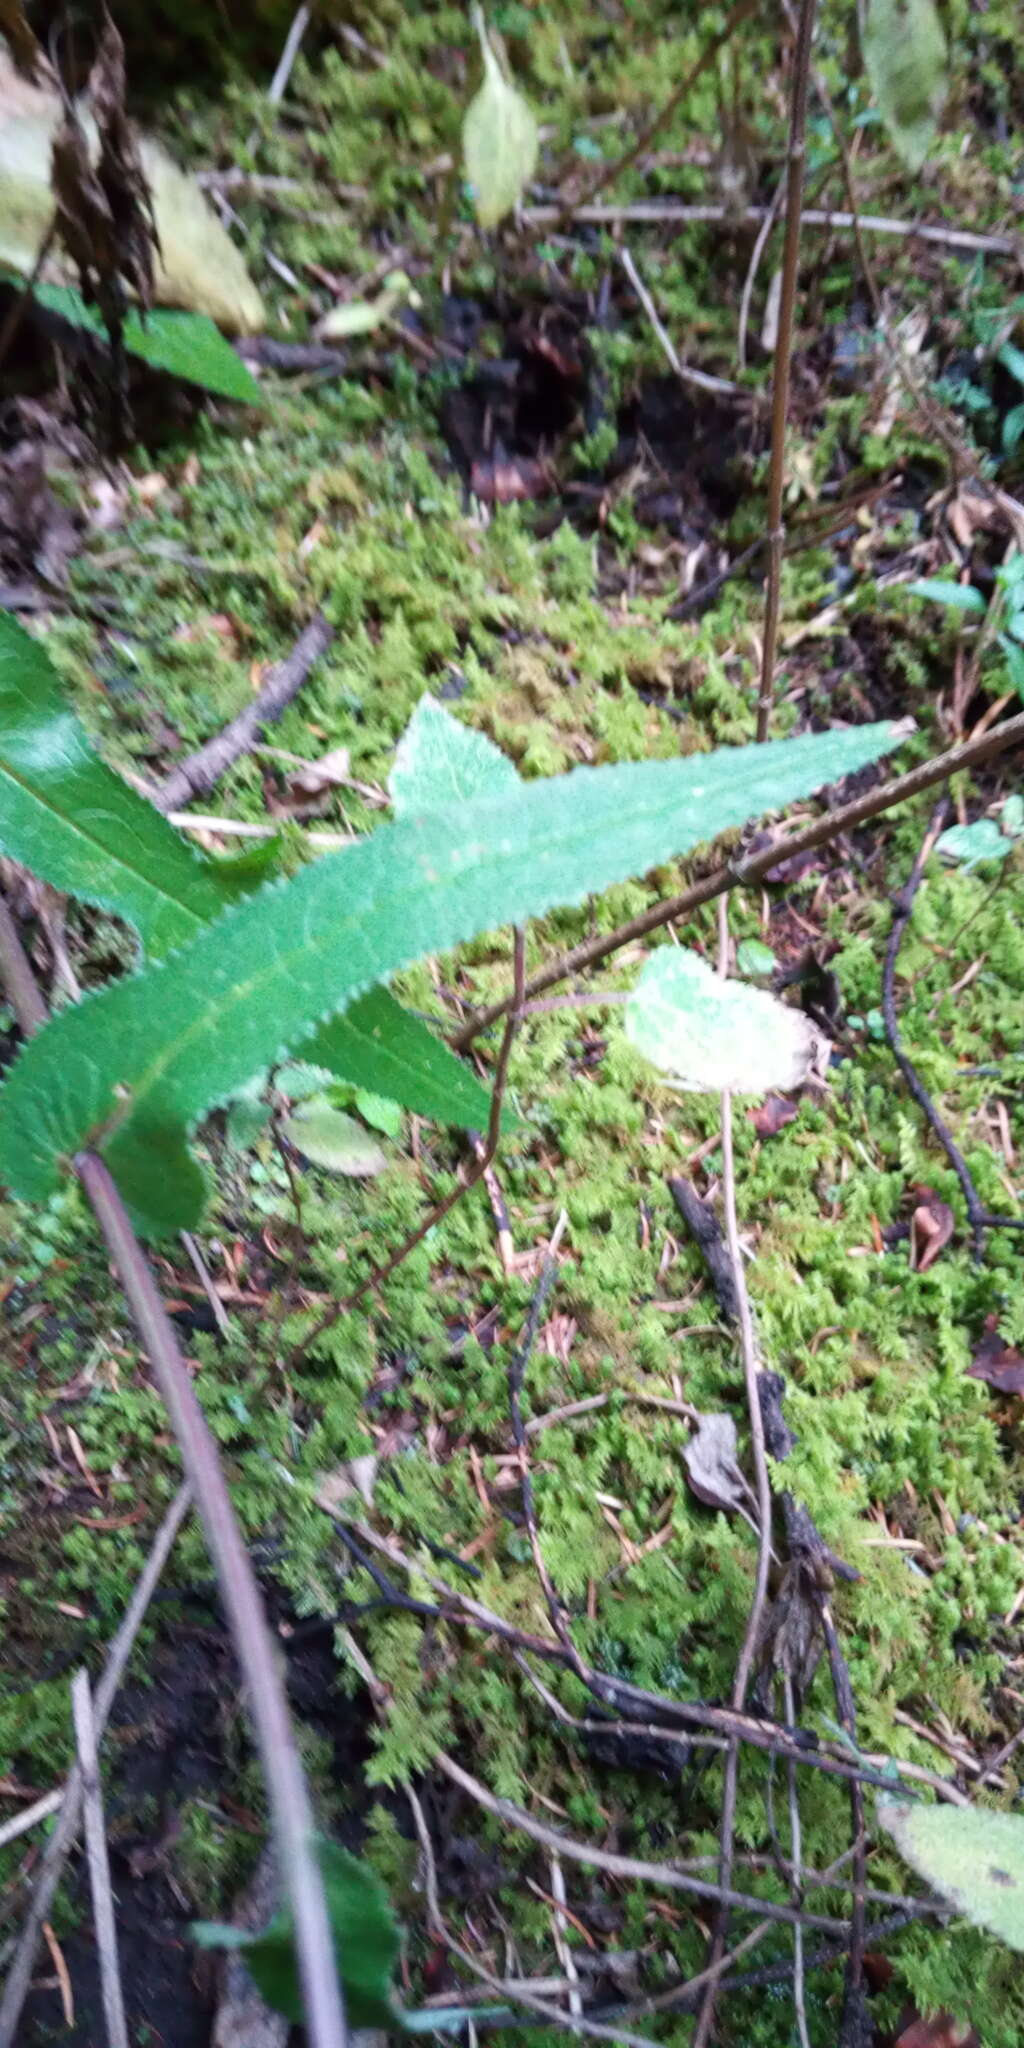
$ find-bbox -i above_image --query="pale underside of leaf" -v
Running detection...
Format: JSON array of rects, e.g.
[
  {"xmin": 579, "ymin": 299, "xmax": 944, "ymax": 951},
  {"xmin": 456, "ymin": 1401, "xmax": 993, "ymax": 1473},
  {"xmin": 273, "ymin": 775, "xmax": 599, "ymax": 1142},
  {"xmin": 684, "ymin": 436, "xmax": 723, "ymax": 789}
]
[
  {"xmin": 0, "ymin": 720, "xmax": 905, "ymax": 1234},
  {"xmin": 879, "ymin": 1798, "xmax": 1024, "ymax": 1953},
  {"xmin": 625, "ymin": 947, "xmax": 826, "ymax": 1095}
]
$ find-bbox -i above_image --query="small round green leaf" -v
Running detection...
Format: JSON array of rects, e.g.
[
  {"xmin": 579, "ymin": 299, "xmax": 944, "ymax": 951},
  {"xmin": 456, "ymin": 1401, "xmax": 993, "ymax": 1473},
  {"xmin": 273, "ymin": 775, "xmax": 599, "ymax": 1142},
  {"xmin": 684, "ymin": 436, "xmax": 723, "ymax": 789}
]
[
  {"xmin": 735, "ymin": 938, "xmax": 777, "ymax": 978},
  {"xmin": 283, "ymin": 1101, "xmax": 389, "ymax": 1176},
  {"xmin": 461, "ymin": 12, "xmax": 539, "ymax": 229},
  {"xmin": 863, "ymin": 0, "xmax": 948, "ymax": 171}
]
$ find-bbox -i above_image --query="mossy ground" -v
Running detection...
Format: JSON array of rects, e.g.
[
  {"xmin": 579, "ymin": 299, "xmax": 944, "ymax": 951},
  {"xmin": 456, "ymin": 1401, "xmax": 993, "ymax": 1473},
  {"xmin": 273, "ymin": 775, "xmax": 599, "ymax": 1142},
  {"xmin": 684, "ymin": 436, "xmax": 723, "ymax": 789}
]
[{"xmin": 3, "ymin": 5, "xmax": 1024, "ymax": 2044}]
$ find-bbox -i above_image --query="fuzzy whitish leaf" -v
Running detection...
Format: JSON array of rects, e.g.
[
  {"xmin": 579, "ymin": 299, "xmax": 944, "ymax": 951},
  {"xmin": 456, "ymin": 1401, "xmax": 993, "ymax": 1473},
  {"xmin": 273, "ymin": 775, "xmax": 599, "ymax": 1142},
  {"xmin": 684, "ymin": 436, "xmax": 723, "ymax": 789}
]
[
  {"xmin": 297, "ymin": 987, "xmax": 496, "ymax": 1132},
  {"xmin": 1002, "ymin": 794, "xmax": 1024, "ymax": 836},
  {"xmin": 390, "ymin": 693, "xmax": 519, "ymax": 815},
  {"xmin": 735, "ymin": 938, "xmax": 776, "ymax": 977},
  {"xmin": 461, "ymin": 12, "xmax": 539, "ymax": 229},
  {"xmin": 194, "ymin": 1840, "xmax": 400, "ymax": 2027},
  {"xmin": 283, "ymin": 1101, "xmax": 388, "ymax": 1177},
  {"xmin": 904, "ymin": 577, "xmax": 985, "ymax": 613},
  {"xmin": 26, "ymin": 282, "xmax": 262, "ymax": 401},
  {"xmin": 0, "ymin": 608, "xmax": 260, "ymax": 958},
  {"xmin": 936, "ymin": 820, "xmax": 1010, "ymax": 870},
  {"xmin": 625, "ymin": 949, "xmax": 826, "ymax": 1094},
  {"xmin": 863, "ymin": 0, "xmax": 948, "ymax": 171},
  {"xmin": 0, "ymin": 717, "xmax": 906, "ymax": 1234},
  {"xmin": 879, "ymin": 1799, "xmax": 1024, "ymax": 1952}
]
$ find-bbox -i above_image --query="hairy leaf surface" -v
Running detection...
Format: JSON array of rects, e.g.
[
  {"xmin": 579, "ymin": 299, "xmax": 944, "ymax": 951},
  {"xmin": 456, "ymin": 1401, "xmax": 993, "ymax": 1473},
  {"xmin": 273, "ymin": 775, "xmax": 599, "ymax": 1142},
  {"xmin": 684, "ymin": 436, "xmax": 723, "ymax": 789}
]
[
  {"xmin": 295, "ymin": 987, "xmax": 495, "ymax": 1132},
  {"xmin": 390, "ymin": 692, "xmax": 519, "ymax": 814},
  {"xmin": 0, "ymin": 720, "xmax": 905, "ymax": 1232},
  {"xmin": 0, "ymin": 609, "xmax": 256, "ymax": 956}
]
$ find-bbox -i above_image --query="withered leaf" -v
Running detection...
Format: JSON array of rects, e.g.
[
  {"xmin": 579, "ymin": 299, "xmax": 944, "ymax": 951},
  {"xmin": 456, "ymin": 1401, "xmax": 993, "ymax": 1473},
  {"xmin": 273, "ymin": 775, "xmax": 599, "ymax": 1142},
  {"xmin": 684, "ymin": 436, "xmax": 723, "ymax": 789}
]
[
  {"xmin": 967, "ymin": 1316, "xmax": 1024, "ymax": 1396},
  {"xmin": 748, "ymin": 1092, "xmax": 800, "ymax": 1138},
  {"xmin": 895, "ymin": 2013, "xmax": 979, "ymax": 2048},
  {"xmin": 909, "ymin": 1184, "xmax": 955, "ymax": 1272},
  {"xmin": 683, "ymin": 1412, "xmax": 755, "ymax": 1518}
]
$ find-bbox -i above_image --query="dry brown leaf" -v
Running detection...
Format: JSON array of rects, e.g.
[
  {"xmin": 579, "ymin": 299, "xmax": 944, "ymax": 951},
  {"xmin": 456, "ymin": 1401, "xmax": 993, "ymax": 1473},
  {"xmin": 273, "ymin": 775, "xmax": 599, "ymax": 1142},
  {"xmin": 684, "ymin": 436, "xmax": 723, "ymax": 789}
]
[
  {"xmin": 967, "ymin": 1315, "xmax": 1024, "ymax": 1396},
  {"xmin": 909, "ymin": 1184, "xmax": 955, "ymax": 1272},
  {"xmin": 748, "ymin": 1092, "xmax": 800, "ymax": 1138},
  {"xmin": 682, "ymin": 1412, "xmax": 755, "ymax": 1518}
]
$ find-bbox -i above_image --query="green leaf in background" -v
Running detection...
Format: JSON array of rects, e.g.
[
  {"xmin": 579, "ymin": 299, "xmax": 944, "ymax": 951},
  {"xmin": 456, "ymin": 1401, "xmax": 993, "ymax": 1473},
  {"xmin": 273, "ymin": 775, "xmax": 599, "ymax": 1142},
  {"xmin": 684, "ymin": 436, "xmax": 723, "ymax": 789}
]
[
  {"xmin": 0, "ymin": 716, "xmax": 906, "ymax": 1234},
  {"xmin": 194, "ymin": 1840, "xmax": 401, "ymax": 2028},
  {"xmin": 735, "ymin": 938, "xmax": 777, "ymax": 978},
  {"xmin": 390, "ymin": 692, "xmax": 520, "ymax": 814},
  {"xmin": 355, "ymin": 1089, "xmax": 404, "ymax": 1138},
  {"xmin": 625, "ymin": 949, "xmax": 823, "ymax": 1094},
  {"xmin": 461, "ymin": 6, "xmax": 539, "ymax": 228},
  {"xmin": 903, "ymin": 578, "xmax": 986, "ymax": 614},
  {"xmin": 282, "ymin": 1102, "xmax": 388, "ymax": 1176},
  {"xmin": 0, "ymin": 609, "xmax": 257, "ymax": 959},
  {"xmin": 863, "ymin": 0, "xmax": 948, "ymax": 171},
  {"xmin": 880, "ymin": 1798, "xmax": 1024, "ymax": 1952},
  {"xmin": 23, "ymin": 281, "xmax": 263, "ymax": 403},
  {"xmin": 936, "ymin": 820, "xmax": 1012, "ymax": 869}
]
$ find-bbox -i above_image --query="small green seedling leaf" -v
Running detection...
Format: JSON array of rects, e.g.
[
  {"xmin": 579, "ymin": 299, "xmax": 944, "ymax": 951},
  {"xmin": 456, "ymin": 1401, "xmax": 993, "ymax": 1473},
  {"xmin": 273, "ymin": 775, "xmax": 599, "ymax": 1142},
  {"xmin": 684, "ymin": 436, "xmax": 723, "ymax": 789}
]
[
  {"xmin": 0, "ymin": 715, "xmax": 906, "ymax": 1234},
  {"xmin": 390, "ymin": 692, "xmax": 520, "ymax": 814},
  {"xmin": 863, "ymin": 0, "xmax": 948, "ymax": 171},
  {"xmin": 936, "ymin": 820, "xmax": 1011, "ymax": 869},
  {"xmin": 317, "ymin": 271, "xmax": 418, "ymax": 343},
  {"xmin": 880, "ymin": 1798, "xmax": 1024, "ymax": 1952},
  {"xmin": 625, "ymin": 949, "xmax": 825, "ymax": 1095},
  {"xmin": 194, "ymin": 1840, "xmax": 400, "ymax": 2027},
  {"xmin": 735, "ymin": 938, "xmax": 776, "ymax": 978},
  {"xmin": 283, "ymin": 1101, "xmax": 388, "ymax": 1177},
  {"xmin": 354, "ymin": 1089, "xmax": 403, "ymax": 1138},
  {"xmin": 461, "ymin": 7, "xmax": 539, "ymax": 229},
  {"xmin": 903, "ymin": 578, "xmax": 986, "ymax": 613},
  {"xmin": 26, "ymin": 282, "xmax": 263, "ymax": 402}
]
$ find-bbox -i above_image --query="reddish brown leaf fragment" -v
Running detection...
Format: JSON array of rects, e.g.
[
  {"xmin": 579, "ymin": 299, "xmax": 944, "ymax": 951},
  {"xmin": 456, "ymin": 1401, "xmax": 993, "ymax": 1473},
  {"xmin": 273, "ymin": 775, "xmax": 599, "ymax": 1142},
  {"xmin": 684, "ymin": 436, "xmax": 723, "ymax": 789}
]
[
  {"xmin": 748, "ymin": 1092, "xmax": 799, "ymax": 1138},
  {"xmin": 909, "ymin": 1184, "xmax": 955, "ymax": 1272},
  {"xmin": 967, "ymin": 1314, "xmax": 1024, "ymax": 1395}
]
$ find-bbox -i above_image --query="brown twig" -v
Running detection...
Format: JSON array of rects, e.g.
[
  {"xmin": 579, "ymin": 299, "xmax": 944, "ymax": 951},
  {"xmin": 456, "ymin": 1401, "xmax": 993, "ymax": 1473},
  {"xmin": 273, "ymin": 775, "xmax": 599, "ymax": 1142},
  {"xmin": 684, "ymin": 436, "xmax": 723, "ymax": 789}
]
[
  {"xmin": 70, "ymin": 1670, "xmax": 129, "ymax": 2048},
  {"xmin": 882, "ymin": 802, "xmax": 1024, "ymax": 1259},
  {"xmin": 451, "ymin": 709, "xmax": 1024, "ymax": 1048},
  {"xmin": 523, "ymin": 201, "xmax": 1023, "ymax": 260},
  {"xmin": 0, "ymin": 1485, "xmax": 192, "ymax": 2048},
  {"xmin": 551, "ymin": 0, "xmax": 760, "ymax": 228},
  {"xmin": 506, "ymin": 1211, "xmax": 587, "ymax": 1669},
  {"xmin": 285, "ymin": 927, "xmax": 527, "ymax": 1370},
  {"xmin": 754, "ymin": 0, "xmax": 818, "ymax": 743},
  {"xmin": 152, "ymin": 610, "xmax": 335, "ymax": 814},
  {"xmin": 0, "ymin": 902, "xmax": 347, "ymax": 2048}
]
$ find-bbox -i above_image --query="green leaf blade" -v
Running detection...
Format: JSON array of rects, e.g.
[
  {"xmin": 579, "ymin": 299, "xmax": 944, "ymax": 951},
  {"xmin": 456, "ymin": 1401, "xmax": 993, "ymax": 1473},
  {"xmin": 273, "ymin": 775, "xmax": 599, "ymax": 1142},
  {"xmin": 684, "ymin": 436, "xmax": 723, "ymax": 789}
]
[
  {"xmin": 0, "ymin": 720, "xmax": 906, "ymax": 1234},
  {"xmin": 625, "ymin": 949, "xmax": 822, "ymax": 1094},
  {"xmin": 26, "ymin": 282, "xmax": 263, "ymax": 402},
  {"xmin": 390, "ymin": 694, "xmax": 520, "ymax": 815},
  {"xmin": 0, "ymin": 609, "xmax": 255, "ymax": 958},
  {"xmin": 299, "ymin": 986, "xmax": 496, "ymax": 1133},
  {"xmin": 904, "ymin": 578, "xmax": 986, "ymax": 613}
]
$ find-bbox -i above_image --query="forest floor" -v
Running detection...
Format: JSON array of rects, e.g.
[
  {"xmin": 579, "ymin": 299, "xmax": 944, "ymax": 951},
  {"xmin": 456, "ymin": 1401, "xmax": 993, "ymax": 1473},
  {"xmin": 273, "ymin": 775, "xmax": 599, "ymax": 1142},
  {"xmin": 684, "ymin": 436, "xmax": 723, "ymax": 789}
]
[{"xmin": 2, "ymin": 6, "xmax": 1024, "ymax": 2046}]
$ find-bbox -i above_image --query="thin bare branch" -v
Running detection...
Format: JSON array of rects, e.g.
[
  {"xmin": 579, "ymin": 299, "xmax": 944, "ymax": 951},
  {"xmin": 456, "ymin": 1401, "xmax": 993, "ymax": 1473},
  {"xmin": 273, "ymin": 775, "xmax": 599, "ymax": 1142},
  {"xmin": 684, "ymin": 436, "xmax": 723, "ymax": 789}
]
[
  {"xmin": 71, "ymin": 1670, "xmax": 129, "ymax": 2048},
  {"xmin": 524, "ymin": 200, "xmax": 1022, "ymax": 260},
  {"xmin": 755, "ymin": 0, "xmax": 818, "ymax": 742}
]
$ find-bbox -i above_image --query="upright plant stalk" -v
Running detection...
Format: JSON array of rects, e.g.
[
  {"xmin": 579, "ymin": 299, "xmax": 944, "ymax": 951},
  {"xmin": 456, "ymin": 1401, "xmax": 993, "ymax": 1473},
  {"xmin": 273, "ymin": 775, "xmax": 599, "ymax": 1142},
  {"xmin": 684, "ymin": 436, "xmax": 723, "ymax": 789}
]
[
  {"xmin": 73, "ymin": 1154, "xmax": 349, "ymax": 2048},
  {"xmin": 0, "ymin": 899, "xmax": 347, "ymax": 2048},
  {"xmin": 754, "ymin": 0, "xmax": 819, "ymax": 742}
]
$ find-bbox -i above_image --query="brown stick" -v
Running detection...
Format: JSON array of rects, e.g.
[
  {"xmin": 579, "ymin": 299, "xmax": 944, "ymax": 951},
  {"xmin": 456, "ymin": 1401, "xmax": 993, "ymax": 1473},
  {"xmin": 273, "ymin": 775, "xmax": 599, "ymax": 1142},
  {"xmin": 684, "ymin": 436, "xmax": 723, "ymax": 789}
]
[
  {"xmin": 451, "ymin": 710, "xmax": 1024, "ymax": 1048},
  {"xmin": 754, "ymin": 0, "xmax": 818, "ymax": 744},
  {"xmin": 153, "ymin": 610, "xmax": 334, "ymax": 814}
]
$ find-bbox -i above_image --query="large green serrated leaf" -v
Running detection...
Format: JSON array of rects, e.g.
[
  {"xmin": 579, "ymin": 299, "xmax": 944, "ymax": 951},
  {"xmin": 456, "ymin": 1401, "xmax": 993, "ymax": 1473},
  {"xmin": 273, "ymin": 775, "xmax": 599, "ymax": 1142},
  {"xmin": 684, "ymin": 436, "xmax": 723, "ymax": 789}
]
[
  {"xmin": 0, "ymin": 720, "xmax": 905, "ymax": 1233},
  {"xmin": 390, "ymin": 693, "xmax": 520, "ymax": 813},
  {"xmin": 0, "ymin": 609, "xmax": 256, "ymax": 958},
  {"xmin": 863, "ymin": 0, "xmax": 948, "ymax": 172},
  {"xmin": 0, "ymin": 615, "xmax": 492, "ymax": 1129},
  {"xmin": 879, "ymin": 1798, "xmax": 1024, "ymax": 1952},
  {"xmin": 26, "ymin": 282, "xmax": 263, "ymax": 403}
]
